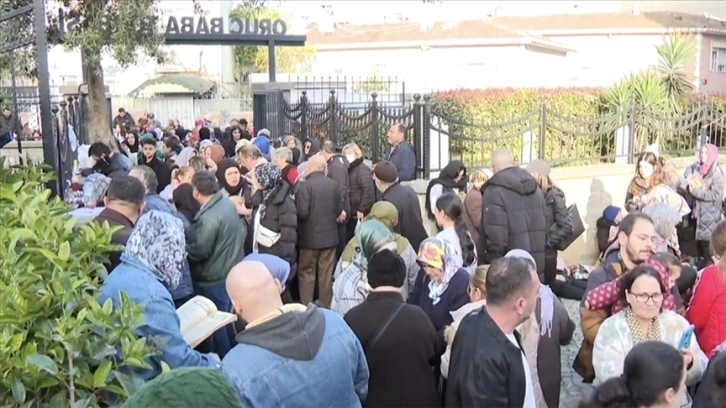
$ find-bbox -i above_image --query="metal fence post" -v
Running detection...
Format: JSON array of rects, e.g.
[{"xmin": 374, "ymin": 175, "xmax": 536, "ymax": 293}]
[
  {"xmin": 699, "ymin": 125, "xmax": 708, "ymax": 148},
  {"xmin": 421, "ymin": 95, "xmax": 432, "ymax": 179},
  {"xmin": 370, "ymin": 92, "xmax": 379, "ymax": 162},
  {"xmin": 329, "ymin": 90, "xmax": 337, "ymax": 145},
  {"xmin": 300, "ymin": 91, "xmax": 308, "ymax": 141},
  {"xmin": 539, "ymin": 96, "xmax": 546, "ymax": 160}
]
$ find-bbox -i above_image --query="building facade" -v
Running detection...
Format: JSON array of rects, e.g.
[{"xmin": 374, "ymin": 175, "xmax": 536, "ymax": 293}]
[{"xmin": 306, "ymin": 11, "xmax": 726, "ymax": 94}]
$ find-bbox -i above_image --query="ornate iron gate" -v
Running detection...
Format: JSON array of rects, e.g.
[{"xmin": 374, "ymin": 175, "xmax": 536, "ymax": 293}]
[{"xmin": 0, "ymin": 0, "xmax": 62, "ymax": 194}]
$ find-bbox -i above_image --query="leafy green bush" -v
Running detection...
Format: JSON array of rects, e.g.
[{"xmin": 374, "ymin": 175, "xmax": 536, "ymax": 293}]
[
  {"xmin": 430, "ymin": 88, "xmax": 609, "ymax": 168},
  {"xmin": 0, "ymin": 158, "xmax": 153, "ymax": 407}
]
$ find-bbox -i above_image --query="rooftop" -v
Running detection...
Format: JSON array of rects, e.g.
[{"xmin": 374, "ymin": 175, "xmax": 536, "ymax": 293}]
[{"xmin": 306, "ymin": 11, "xmax": 726, "ymax": 47}]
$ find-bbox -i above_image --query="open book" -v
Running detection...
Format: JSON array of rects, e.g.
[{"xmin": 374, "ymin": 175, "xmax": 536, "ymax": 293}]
[{"xmin": 177, "ymin": 296, "xmax": 237, "ymax": 348}]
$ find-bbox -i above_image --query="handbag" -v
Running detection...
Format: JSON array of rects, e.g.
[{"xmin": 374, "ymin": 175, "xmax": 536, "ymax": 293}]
[
  {"xmin": 556, "ymin": 204, "xmax": 585, "ymax": 251},
  {"xmin": 256, "ymin": 223, "xmax": 281, "ymax": 248}
]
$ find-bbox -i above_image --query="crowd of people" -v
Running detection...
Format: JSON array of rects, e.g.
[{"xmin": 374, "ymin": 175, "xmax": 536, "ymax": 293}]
[{"xmin": 73, "ymin": 112, "xmax": 726, "ymax": 408}]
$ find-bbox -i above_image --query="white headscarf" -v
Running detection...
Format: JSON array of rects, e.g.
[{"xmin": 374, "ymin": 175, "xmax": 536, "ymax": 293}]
[{"xmin": 504, "ymin": 249, "xmax": 554, "ymax": 337}]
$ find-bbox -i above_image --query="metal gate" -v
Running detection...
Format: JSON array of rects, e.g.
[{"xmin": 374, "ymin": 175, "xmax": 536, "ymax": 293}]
[
  {"xmin": 149, "ymin": 97, "xmax": 195, "ymax": 129},
  {"xmin": 0, "ymin": 0, "xmax": 60, "ymax": 193}
]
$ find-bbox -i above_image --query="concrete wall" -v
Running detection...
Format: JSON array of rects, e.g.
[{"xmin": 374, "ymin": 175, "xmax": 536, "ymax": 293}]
[
  {"xmin": 1, "ymin": 141, "xmax": 44, "ymax": 166},
  {"xmin": 700, "ymin": 34, "xmax": 726, "ymax": 95}
]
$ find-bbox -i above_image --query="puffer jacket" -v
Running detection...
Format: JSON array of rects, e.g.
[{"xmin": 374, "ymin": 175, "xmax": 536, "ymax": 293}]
[
  {"xmin": 347, "ymin": 158, "xmax": 375, "ymax": 217},
  {"xmin": 186, "ymin": 191, "xmax": 246, "ymax": 286},
  {"xmin": 686, "ymin": 265, "xmax": 726, "ymax": 357},
  {"xmin": 544, "ymin": 187, "xmax": 573, "ymax": 250},
  {"xmin": 257, "ymin": 181, "xmax": 298, "ymax": 278},
  {"xmin": 480, "ymin": 166, "xmax": 548, "ymax": 277},
  {"xmin": 683, "ymin": 162, "xmax": 725, "ymax": 241}
]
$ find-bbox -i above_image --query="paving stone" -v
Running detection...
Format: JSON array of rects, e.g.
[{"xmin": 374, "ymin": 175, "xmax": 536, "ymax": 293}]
[{"xmin": 559, "ymin": 299, "xmax": 595, "ymax": 408}]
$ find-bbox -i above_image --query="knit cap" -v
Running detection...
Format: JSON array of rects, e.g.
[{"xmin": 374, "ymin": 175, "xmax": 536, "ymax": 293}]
[{"xmin": 122, "ymin": 367, "xmax": 242, "ymax": 408}]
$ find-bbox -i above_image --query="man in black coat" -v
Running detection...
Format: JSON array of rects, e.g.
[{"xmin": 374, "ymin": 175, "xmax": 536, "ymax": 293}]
[
  {"xmin": 320, "ymin": 141, "xmax": 351, "ymax": 258},
  {"xmin": 296, "ymin": 155, "xmax": 343, "ymax": 308},
  {"xmin": 384, "ymin": 123, "xmax": 416, "ymax": 182},
  {"xmin": 480, "ymin": 148, "xmax": 548, "ymax": 280},
  {"xmin": 446, "ymin": 256, "xmax": 540, "ymax": 407},
  {"xmin": 373, "ymin": 161, "xmax": 428, "ymax": 251}
]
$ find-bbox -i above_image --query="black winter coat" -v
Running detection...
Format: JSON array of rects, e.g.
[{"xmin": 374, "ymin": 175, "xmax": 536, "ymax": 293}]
[
  {"xmin": 258, "ymin": 181, "xmax": 298, "ymax": 278},
  {"xmin": 446, "ymin": 307, "xmax": 527, "ymax": 408},
  {"xmin": 296, "ymin": 171, "xmax": 342, "ymax": 249},
  {"xmin": 544, "ymin": 186, "xmax": 573, "ymax": 249},
  {"xmin": 139, "ymin": 156, "xmax": 172, "ymax": 193},
  {"xmin": 327, "ymin": 154, "xmax": 351, "ymax": 217},
  {"xmin": 344, "ymin": 291, "xmax": 439, "ymax": 408},
  {"xmin": 382, "ymin": 182, "xmax": 429, "ymax": 251},
  {"xmin": 480, "ymin": 166, "xmax": 548, "ymax": 278},
  {"xmin": 347, "ymin": 158, "xmax": 375, "ymax": 216}
]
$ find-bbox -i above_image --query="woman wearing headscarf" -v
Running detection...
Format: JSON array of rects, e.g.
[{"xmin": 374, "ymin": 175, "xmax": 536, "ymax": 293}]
[
  {"xmin": 203, "ymin": 144, "xmax": 226, "ymax": 172},
  {"xmin": 504, "ymin": 249, "xmax": 575, "ymax": 408},
  {"xmin": 424, "ymin": 161, "xmax": 468, "ymax": 230},
  {"xmin": 215, "ymin": 159, "xmax": 247, "ymax": 199},
  {"xmin": 175, "ymin": 146, "xmax": 197, "ymax": 168},
  {"xmin": 99, "ymin": 211, "xmax": 218, "ymax": 380},
  {"xmin": 332, "ymin": 219, "xmax": 398, "ymax": 315},
  {"xmin": 336, "ymin": 201, "xmax": 420, "ymax": 300},
  {"xmin": 250, "ymin": 162, "xmax": 298, "ymax": 278},
  {"xmin": 683, "ymin": 143, "xmax": 725, "ymax": 265},
  {"xmin": 408, "ymin": 237, "xmax": 470, "ymax": 353}
]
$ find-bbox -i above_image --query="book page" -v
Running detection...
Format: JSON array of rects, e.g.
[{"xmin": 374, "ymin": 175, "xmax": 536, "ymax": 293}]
[
  {"xmin": 177, "ymin": 296, "xmax": 218, "ymax": 333},
  {"xmin": 182, "ymin": 311, "xmax": 237, "ymax": 348}
]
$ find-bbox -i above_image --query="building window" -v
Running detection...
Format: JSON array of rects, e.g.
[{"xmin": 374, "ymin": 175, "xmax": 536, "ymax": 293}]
[{"xmin": 712, "ymin": 45, "xmax": 726, "ymax": 72}]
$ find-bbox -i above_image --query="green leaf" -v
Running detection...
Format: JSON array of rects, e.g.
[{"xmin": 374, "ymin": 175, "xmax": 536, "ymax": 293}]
[
  {"xmin": 11, "ymin": 379, "xmax": 26, "ymax": 404},
  {"xmin": 113, "ymin": 370, "xmax": 144, "ymax": 396},
  {"xmin": 93, "ymin": 360, "xmax": 112, "ymax": 388},
  {"xmin": 26, "ymin": 354, "xmax": 58, "ymax": 375},
  {"xmin": 58, "ymin": 241, "xmax": 71, "ymax": 262},
  {"xmin": 73, "ymin": 397, "xmax": 92, "ymax": 408}
]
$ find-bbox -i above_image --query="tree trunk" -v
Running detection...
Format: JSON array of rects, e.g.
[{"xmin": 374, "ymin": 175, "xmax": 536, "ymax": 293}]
[{"xmin": 82, "ymin": 47, "xmax": 116, "ymax": 151}]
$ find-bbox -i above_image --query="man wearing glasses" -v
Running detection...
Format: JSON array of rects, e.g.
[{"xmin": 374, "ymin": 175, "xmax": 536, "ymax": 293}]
[{"xmin": 575, "ymin": 213, "xmax": 657, "ymax": 383}]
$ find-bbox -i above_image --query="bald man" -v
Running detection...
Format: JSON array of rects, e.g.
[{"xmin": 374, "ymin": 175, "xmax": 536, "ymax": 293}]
[
  {"xmin": 491, "ymin": 147, "xmax": 515, "ymax": 173},
  {"xmin": 295, "ymin": 153, "xmax": 343, "ymax": 308},
  {"xmin": 480, "ymin": 148, "xmax": 548, "ymax": 280},
  {"xmin": 222, "ymin": 261, "xmax": 370, "ymax": 407}
]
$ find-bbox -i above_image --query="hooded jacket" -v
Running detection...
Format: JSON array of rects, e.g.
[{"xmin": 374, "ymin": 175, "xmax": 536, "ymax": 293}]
[
  {"xmin": 480, "ymin": 166, "xmax": 548, "ymax": 278},
  {"xmin": 221, "ymin": 304, "xmax": 369, "ymax": 407},
  {"xmin": 303, "ymin": 137, "xmax": 321, "ymax": 160}
]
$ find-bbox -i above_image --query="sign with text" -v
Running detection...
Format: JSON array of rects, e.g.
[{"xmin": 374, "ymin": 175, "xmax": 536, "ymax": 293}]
[{"xmin": 165, "ymin": 16, "xmax": 288, "ymax": 37}]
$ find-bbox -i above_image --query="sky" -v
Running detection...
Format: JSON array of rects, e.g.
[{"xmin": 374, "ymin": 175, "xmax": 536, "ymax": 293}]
[{"xmin": 276, "ymin": 0, "xmax": 726, "ymax": 22}]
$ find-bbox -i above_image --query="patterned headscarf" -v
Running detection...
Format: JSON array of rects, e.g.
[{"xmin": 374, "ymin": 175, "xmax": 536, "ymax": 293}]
[
  {"xmin": 417, "ymin": 237, "xmax": 460, "ymax": 305},
  {"xmin": 254, "ymin": 162, "xmax": 282, "ymax": 202},
  {"xmin": 254, "ymin": 162, "xmax": 282, "ymax": 219},
  {"xmin": 123, "ymin": 211, "xmax": 186, "ymax": 290}
]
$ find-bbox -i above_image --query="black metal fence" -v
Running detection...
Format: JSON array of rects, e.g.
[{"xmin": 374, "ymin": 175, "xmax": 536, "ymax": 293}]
[{"xmin": 268, "ymin": 91, "xmax": 726, "ymax": 178}]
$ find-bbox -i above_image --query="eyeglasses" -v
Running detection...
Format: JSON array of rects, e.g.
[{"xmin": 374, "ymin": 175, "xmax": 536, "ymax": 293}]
[{"xmin": 629, "ymin": 292, "xmax": 664, "ymax": 304}]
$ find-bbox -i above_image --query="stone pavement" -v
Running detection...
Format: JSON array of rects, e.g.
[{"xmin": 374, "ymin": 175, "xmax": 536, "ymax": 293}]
[
  {"xmin": 559, "ymin": 298, "xmax": 595, "ymax": 408},
  {"xmin": 450, "ymin": 297, "xmax": 594, "ymax": 406}
]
